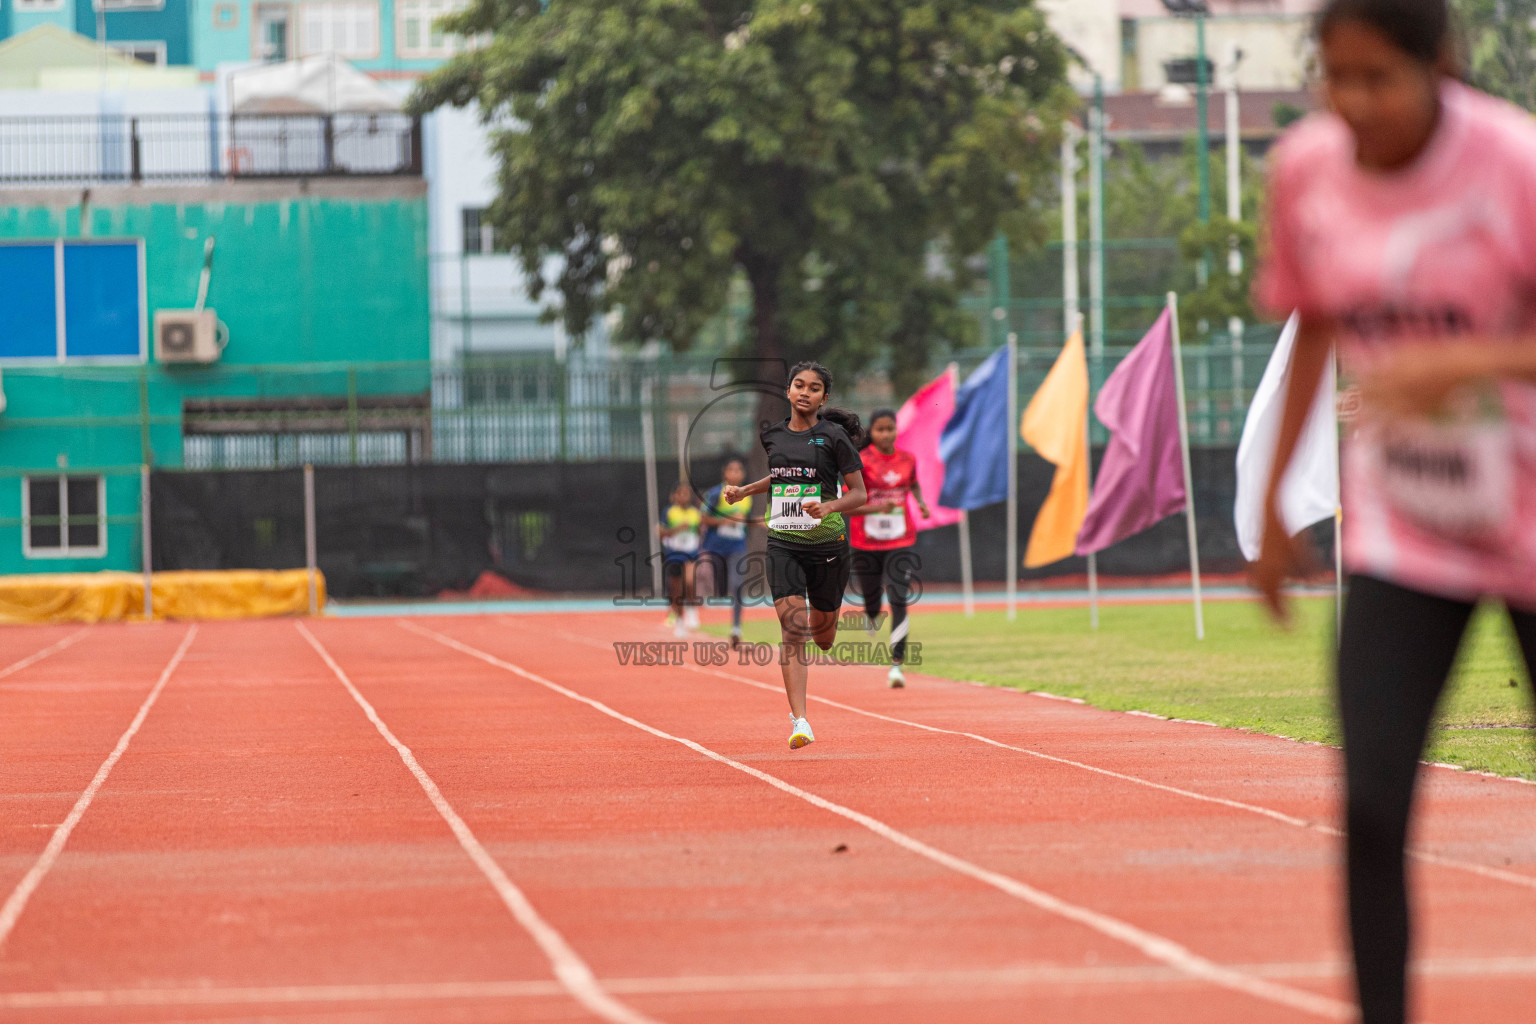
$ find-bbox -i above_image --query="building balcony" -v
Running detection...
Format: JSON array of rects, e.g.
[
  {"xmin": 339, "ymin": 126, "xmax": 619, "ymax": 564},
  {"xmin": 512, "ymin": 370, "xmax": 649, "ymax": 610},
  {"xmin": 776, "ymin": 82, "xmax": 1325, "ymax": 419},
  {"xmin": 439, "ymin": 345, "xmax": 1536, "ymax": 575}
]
[{"xmin": 0, "ymin": 112, "xmax": 422, "ymax": 185}]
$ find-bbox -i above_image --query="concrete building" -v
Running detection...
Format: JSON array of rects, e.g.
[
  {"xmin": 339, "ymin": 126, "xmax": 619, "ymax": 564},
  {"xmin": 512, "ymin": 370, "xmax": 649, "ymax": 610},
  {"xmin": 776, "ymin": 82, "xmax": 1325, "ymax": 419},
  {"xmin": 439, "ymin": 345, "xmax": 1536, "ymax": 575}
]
[
  {"xmin": 188, "ymin": 0, "xmax": 471, "ymax": 77},
  {"xmin": 0, "ymin": 174, "xmax": 431, "ymax": 575},
  {"xmin": 1040, "ymin": 0, "xmax": 1122, "ymax": 91},
  {"xmin": 423, "ymin": 103, "xmax": 579, "ymax": 361},
  {"xmin": 1118, "ymin": 0, "xmax": 1325, "ymax": 93},
  {"xmin": 0, "ymin": 0, "xmax": 194, "ymax": 66}
]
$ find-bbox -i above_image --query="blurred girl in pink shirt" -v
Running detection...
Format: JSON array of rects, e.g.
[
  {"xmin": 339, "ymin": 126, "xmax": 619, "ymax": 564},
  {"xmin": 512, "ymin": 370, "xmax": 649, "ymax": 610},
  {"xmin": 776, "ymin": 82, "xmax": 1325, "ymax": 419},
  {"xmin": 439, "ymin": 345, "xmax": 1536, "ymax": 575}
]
[{"xmin": 1253, "ymin": 2, "xmax": 1536, "ymax": 1021}]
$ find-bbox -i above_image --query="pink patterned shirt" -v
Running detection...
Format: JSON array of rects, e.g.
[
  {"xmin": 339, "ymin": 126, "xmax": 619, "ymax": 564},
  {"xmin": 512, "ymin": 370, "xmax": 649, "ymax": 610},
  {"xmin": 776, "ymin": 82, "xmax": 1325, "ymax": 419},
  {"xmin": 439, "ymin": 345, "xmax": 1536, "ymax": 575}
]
[{"xmin": 1257, "ymin": 81, "xmax": 1536, "ymax": 607}]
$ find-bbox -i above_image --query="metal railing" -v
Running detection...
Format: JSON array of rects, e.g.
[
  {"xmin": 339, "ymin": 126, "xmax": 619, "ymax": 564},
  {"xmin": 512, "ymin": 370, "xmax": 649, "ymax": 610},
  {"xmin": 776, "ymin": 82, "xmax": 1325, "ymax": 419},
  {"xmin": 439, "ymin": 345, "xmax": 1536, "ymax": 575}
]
[
  {"xmin": 0, "ymin": 113, "xmax": 423, "ymax": 184},
  {"xmin": 0, "ymin": 341, "xmax": 1283, "ymax": 475}
]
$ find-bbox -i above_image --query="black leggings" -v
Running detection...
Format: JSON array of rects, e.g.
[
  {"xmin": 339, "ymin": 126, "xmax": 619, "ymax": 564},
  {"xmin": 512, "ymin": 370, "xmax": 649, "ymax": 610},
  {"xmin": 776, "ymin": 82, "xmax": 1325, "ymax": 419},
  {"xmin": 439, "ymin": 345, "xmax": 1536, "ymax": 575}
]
[
  {"xmin": 853, "ymin": 548, "xmax": 918, "ymax": 663},
  {"xmin": 1338, "ymin": 575, "xmax": 1536, "ymax": 1024}
]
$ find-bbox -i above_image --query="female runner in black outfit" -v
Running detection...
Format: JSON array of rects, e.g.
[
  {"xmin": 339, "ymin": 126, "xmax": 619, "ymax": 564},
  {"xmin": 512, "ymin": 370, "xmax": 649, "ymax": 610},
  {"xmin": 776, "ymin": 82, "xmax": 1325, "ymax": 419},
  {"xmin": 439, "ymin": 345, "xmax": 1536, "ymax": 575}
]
[{"xmin": 723, "ymin": 362, "xmax": 867, "ymax": 749}]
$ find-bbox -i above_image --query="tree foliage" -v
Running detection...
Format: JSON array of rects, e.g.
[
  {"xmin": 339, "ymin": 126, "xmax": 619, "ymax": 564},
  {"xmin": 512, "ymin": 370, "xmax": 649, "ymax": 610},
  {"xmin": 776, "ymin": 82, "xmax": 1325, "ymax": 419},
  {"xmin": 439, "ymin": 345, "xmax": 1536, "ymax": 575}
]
[
  {"xmin": 1066, "ymin": 139, "xmax": 1264, "ymax": 342},
  {"xmin": 1455, "ymin": 0, "xmax": 1536, "ymax": 111},
  {"xmin": 410, "ymin": 0, "xmax": 1073, "ymax": 380}
]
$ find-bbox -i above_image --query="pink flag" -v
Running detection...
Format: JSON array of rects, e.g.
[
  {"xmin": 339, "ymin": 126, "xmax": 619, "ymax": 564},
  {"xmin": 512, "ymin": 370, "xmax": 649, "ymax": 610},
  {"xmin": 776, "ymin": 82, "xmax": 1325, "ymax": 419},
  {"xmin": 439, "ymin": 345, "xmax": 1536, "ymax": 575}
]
[
  {"xmin": 896, "ymin": 368, "xmax": 963, "ymax": 531},
  {"xmin": 1075, "ymin": 309, "xmax": 1187, "ymax": 555}
]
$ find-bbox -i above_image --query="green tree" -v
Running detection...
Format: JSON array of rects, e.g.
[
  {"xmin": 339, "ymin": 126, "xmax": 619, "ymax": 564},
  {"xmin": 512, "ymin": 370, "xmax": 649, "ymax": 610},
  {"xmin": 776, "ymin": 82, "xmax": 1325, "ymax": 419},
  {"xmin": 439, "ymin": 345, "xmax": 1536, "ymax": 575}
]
[
  {"xmin": 1054, "ymin": 139, "xmax": 1265, "ymax": 344},
  {"xmin": 1455, "ymin": 0, "xmax": 1536, "ymax": 111},
  {"xmin": 410, "ymin": 0, "xmax": 1072, "ymax": 398}
]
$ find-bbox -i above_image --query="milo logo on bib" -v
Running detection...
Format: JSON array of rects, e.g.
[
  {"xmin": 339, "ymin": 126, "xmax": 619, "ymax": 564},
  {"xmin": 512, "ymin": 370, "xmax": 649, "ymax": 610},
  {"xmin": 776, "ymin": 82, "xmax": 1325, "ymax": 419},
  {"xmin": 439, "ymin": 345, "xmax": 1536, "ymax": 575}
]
[{"xmin": 770, "ymin": 482, "xmax": 821, "ymax": 532}]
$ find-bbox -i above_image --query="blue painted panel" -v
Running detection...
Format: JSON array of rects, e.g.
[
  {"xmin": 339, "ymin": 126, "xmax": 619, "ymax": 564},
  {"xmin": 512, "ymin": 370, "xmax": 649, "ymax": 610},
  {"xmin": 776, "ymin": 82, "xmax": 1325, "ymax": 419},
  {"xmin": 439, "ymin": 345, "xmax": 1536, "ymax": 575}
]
[
  {"xmin": 0, "ymin": 244, "xmax": 58, "ymax": 359},
  {"xmin": 63, "ymin": 243, "xmax": 142, "ymax": 358}
]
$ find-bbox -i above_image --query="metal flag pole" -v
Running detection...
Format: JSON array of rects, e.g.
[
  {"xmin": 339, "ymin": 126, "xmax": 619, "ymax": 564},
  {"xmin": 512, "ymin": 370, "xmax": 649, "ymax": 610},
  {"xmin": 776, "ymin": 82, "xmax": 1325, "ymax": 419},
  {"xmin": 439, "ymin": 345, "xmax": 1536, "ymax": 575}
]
[
  {"xmin": 640, "ymin": 380, "xmax": 663, "ymax": 599},
  {"xmin": 1064, "ymin": 121, "xmax": 1098, "ymax": 627},
  {"xmin": 1075, "ymin": 312, "xmax": 1099, "ymax": 630},
  {"xmin": 1166, "ymin": 292, "xmax": 1205, "ymax": 640},
  {"xmin": 945, "ymin": 362, "xmax": 975, "ymax": 618},
  {"xmin": 674, "ymin": 412, "xmax": 689, "ymax": 482},
  {"xmin": 304, "ymin": 463, "xmax": 319, "ymax": 615},
  {"xmin": 140, "ymin": 465, "xmax": 153, "ymax": 621},
  {"xmin": 1006, "ymin": 329, "xmax": 1019, "ymax": 623},
  {"xmin": 958, "ymin": 509, "xmax": 975, "ymax": 618}
]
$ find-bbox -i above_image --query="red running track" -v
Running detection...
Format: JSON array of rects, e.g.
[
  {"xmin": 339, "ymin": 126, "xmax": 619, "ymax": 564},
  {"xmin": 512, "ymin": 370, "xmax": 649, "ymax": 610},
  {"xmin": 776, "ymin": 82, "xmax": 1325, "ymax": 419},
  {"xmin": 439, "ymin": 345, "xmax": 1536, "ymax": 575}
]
[{"xmin": 0, "ymin": 613, "xmax": 1532, "ymax": 1023}]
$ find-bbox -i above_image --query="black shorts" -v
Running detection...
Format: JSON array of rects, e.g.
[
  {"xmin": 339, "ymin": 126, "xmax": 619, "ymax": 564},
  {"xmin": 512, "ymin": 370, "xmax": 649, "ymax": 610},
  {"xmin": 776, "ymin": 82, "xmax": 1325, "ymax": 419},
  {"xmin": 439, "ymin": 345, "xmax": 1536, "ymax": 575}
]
[{"xmin": 767, "ymin": 537, "xmax": 851, "ymax": 612}]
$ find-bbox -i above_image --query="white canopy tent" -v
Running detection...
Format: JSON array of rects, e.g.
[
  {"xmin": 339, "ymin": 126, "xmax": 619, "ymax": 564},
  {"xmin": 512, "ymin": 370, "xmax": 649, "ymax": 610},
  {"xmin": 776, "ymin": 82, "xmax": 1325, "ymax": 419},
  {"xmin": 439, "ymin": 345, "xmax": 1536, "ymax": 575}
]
[{"xmin": 228, "ymin": 54, "xmax": 402, "ymax": 114}]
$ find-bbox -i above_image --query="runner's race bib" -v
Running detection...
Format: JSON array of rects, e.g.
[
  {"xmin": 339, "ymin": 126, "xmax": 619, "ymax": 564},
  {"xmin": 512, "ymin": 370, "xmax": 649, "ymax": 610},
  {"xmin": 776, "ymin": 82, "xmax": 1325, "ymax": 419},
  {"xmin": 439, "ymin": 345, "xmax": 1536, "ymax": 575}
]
[
  {"xmin": 716, "ymin": 520, "xmax": 746, "ymax": 540},
  {"xmin": 864, "ymin": 505, "xmax": 906, "ymax": 541},
  {"xmin": 666, "ymin": 529, "xmax": 700, "ymax": 553},
  {"xmin": 1376, "ymin": 390, "xmax": 1515, "ymax": 544},
  {"xmin": 769, "ymin": 482, "xmax": 821, "ymax": 532}
]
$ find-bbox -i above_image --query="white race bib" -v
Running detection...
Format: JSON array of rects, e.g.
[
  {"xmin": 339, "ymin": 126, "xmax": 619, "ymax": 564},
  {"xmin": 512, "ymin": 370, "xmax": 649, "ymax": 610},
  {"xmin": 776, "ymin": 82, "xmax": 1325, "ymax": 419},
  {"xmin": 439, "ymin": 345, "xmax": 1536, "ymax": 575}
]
[
  {"xmin": 665, "ymin": 529, "xmax": 700, "ymax": 553},
  {"xmin": 769, "ymin": 482, "xmax": 821, "ymax": 532},
  {"xmin": 716, "ymin": 521, "xmax": 746, "ymax": 540},
  {"xmin": 1377, "ymin": 411, "xmax": 1515, "ymax": 544},
  {"xmin": 864, "ymin": 508, "xmax": 906, "ymax": 541}
]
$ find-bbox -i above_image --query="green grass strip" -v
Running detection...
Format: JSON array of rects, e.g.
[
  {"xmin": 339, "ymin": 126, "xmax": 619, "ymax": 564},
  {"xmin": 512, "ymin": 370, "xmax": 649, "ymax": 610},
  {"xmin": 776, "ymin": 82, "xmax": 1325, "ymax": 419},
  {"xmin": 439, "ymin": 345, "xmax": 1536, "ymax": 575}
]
[{"xmin": 707, "ymin": 596, "xmax": 1535, "ymax": 780}]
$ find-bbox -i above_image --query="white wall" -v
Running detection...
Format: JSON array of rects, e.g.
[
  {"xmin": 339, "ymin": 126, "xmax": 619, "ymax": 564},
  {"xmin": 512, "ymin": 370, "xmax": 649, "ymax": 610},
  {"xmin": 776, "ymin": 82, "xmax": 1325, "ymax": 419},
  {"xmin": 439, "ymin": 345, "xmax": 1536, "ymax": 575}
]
[
  {"xmin": 423, "ymin": 102, "xmax": 573, "ymax": 359},
  {"xmin": 1133, "ymin": 15, "xmax": 1313, "ymax": 91},
  {"xmin": 1040, "ymin": 0, "xmax": 1121, "ymax": 91}
]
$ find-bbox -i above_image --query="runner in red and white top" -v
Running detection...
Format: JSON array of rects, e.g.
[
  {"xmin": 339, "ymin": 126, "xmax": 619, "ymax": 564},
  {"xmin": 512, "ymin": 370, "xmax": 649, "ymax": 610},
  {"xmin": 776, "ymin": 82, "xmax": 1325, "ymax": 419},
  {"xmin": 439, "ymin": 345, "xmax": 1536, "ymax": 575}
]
[
  {"xmin": 1252, "ymin": 3, "xmax": 1536, "ymax": 1022},
  {"xmin": 848, "ymin": 409, "xmax": 930, "ymax": 688}
]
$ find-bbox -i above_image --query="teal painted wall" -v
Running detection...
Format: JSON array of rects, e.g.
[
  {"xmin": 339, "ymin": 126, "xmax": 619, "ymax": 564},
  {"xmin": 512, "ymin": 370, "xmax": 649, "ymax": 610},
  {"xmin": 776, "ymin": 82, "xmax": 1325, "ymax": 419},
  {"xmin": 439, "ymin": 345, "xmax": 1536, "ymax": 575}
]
[
  {"xmin": 8, "ymin": 5, "xmax": 76, "ymax": 37},
  {"xmin": 0, "ymin": 191, "xmax": 430, "ymax": 575},
  {"xmin": 71, "ymin": 0, "xmax": 193, "ymax": 65}
]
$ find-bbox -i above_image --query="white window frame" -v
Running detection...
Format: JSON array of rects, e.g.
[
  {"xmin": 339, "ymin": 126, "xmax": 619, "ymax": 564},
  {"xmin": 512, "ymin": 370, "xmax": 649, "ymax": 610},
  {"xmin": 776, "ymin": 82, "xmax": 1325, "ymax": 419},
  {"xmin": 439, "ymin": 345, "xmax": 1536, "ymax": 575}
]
[
  {"xmin": 15, "ymin": 0, "xmax": 67, "ymax": 12},
  {"xmin": 300, "ymin": 1, "xmax": 381, "ymax": 59},
  {"xmin": 107, "ymin": 40, "xmax": 169, "ymax": 66},
  {"xmin": 395, "ymin": 0, "xmax": 466, "ymax": 59},
  {"xmin": 252, "ymin": 3, "xmax": 293, "ymax": 61},
  {"xmin": 23, "ymin": 475, "xmax": 108, "ymax": 560},
  {"xmin": 95, "ymin": 0, "xmax": 167, "ymax": 11}
]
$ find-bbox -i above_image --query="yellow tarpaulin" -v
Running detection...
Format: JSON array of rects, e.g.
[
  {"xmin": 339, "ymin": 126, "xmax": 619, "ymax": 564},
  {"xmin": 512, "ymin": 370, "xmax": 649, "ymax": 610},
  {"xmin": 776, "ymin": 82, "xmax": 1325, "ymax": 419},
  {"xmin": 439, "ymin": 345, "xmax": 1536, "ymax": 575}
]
[{"xmin": 0, "ymin": 569, "xmax": 325, "ymax": 625}]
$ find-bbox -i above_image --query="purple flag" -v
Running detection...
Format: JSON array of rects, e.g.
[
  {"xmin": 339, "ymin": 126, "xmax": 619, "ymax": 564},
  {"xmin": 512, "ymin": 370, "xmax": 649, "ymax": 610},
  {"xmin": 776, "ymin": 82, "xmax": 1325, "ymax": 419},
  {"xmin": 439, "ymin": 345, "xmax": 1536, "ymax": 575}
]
[{"xmin": 1075, "ymin": 308, "xmax": 1187, "ymax": 555}]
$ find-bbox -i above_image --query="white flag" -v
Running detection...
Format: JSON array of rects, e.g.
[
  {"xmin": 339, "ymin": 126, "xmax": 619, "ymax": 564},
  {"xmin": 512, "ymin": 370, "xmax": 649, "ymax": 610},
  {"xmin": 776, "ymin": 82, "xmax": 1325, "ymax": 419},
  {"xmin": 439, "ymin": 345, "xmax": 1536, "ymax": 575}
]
[{"xmin": 1234, "ymin": 313, "xmax": 1339, "ymax": 562}]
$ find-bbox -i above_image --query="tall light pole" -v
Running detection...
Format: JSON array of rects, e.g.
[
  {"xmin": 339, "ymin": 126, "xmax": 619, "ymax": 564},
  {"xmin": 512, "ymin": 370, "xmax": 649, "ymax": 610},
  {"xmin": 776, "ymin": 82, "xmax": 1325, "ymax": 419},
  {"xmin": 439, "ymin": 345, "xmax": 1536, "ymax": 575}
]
[
  {"xmin": 1225, "ymin": 41, "xmax": 1245, "ymax": 418},
  {"xmin": 1163, "ymin": 0, "xmax": 1213, "ymax": 283}
]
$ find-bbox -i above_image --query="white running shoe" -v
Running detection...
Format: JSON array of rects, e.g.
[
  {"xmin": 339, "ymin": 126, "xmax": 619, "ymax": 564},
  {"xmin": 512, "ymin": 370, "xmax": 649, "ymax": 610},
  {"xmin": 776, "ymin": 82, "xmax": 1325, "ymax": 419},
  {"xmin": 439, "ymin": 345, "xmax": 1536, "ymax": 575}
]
[
  {"xmin": 788, "ymin": 715, "xmax": 815, "ymax": 749},
  {"xmin": 683, "ymin": 607, "xmax": 700, "ymax": 629},
  {"xmin": 673, "ymin": 618, "xmax": 688, "ymax": 639},
  {"xmin": 887, "ymin": 665, "xmax": 905, "ymax": 689}
]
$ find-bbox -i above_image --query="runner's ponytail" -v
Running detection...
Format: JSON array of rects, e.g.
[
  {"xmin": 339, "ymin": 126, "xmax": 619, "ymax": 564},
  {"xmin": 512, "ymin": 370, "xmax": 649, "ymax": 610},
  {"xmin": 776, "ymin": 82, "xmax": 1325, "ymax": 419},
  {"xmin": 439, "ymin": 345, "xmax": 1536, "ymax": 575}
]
[{"xmin": 819, "ymin": 408, "xmax": 866, "ymax": 449}]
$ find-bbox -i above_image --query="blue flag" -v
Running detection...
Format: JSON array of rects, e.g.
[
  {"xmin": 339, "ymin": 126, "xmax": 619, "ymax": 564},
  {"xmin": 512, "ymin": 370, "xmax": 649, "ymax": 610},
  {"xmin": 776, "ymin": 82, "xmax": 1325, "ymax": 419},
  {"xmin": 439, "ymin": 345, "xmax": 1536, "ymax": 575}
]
[{"xmin": 938, "ymin": 347, "xmax": 1009, "ymax": 510}]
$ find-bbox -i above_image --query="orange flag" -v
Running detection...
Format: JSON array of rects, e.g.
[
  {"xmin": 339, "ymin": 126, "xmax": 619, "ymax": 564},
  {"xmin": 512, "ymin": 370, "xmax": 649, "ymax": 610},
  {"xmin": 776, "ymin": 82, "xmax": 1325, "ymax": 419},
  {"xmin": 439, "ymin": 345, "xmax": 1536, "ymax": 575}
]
[{"xmin": 1020, "ymin": 329, "xmax": 1090, "ymax": 568}]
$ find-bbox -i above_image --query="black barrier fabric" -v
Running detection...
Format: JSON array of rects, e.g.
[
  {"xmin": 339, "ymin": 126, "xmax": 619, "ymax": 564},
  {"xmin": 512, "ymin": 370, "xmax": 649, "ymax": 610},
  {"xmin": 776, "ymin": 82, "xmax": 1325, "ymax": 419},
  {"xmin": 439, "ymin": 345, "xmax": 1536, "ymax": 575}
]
[{"xmin": 152, "ymin": 449, "xmax": 1308, "ymax": 600}]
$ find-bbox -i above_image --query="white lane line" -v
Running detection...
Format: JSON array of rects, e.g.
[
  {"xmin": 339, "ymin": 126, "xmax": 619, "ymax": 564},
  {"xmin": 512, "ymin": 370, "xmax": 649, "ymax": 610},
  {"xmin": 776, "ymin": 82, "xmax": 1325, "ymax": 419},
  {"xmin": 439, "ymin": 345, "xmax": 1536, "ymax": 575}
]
[
  {"xmin": 294, "ymin": 623, "xmax": 660, "ymax": 1024},
  {"xmin": 0, "ymin": 628, "xmax": 89, "ymax": 683},
  {"xmin": 7, "ymin": 955, "xmax": 1536, "ymax": 1010},
  {"xmin": 0, "ymin": 625, "xmax": 197, "ymax": 955},
  {"xmin": 404, "ymin": 620, "xmax": 1353, "ymax": 1021},
  {"xmin": 550, "ymin": 624, "xmax": 1536, "ymax": 895},
  {"xmin": 694, "ymin": 662, "xmax": 1536, "ymax": 894}
]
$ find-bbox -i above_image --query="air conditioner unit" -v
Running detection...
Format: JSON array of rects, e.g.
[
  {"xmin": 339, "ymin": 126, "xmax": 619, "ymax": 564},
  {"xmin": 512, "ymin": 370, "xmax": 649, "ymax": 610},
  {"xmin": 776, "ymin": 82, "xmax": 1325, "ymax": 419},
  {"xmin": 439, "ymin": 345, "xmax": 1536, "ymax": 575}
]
[{"xmin": 155, "ymin": 309, "xmax": 223, "ymax": 364}]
